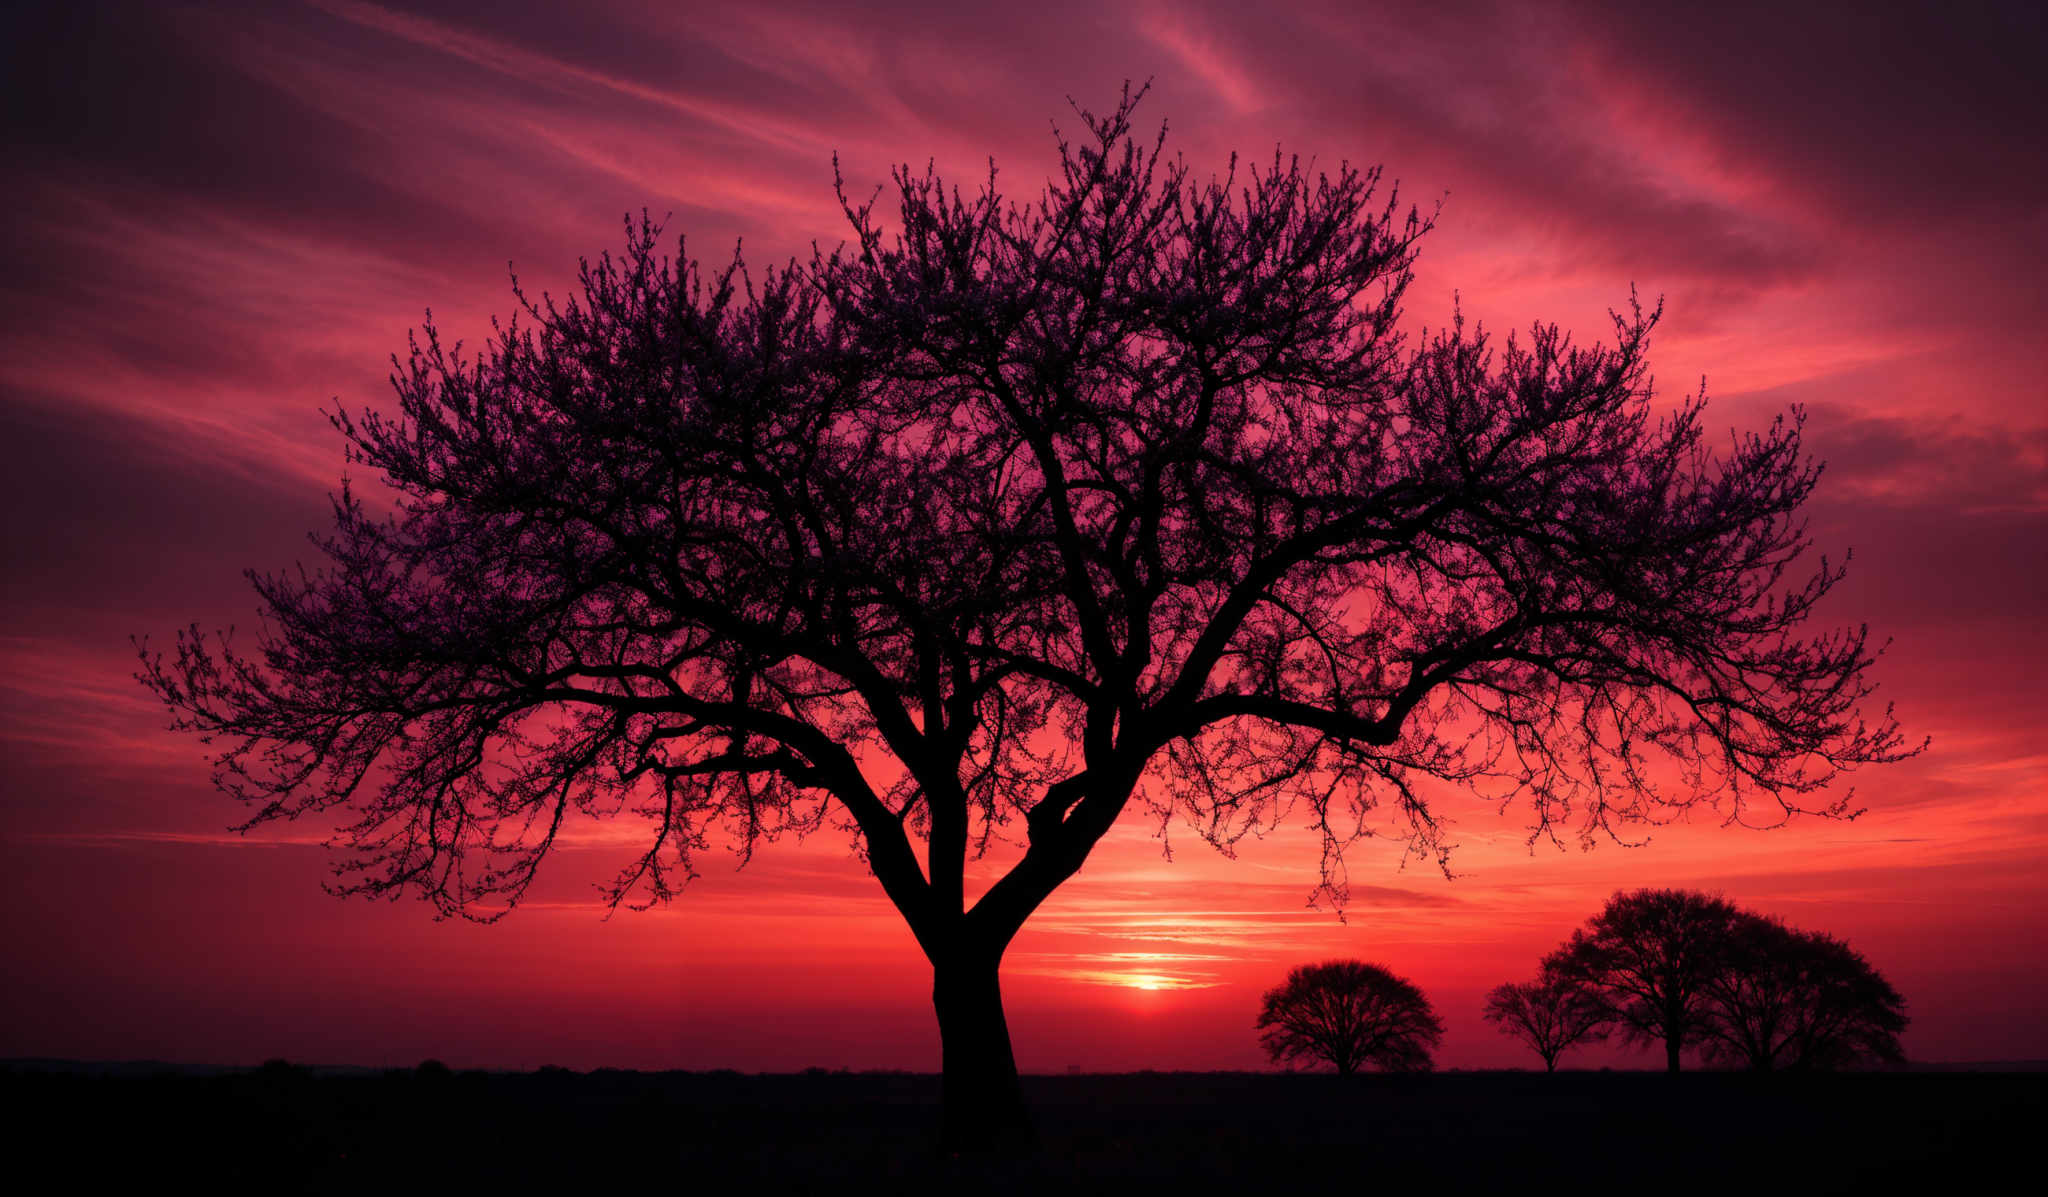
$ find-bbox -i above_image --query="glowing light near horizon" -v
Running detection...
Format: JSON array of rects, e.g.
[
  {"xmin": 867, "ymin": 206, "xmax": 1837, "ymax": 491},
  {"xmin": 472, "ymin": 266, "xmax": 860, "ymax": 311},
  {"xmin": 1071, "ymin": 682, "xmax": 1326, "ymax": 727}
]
[
  {"xmin": 1094, "ymin": 970, "xmax": 1214, "ymax": 992},
  {"xmin": 1010, "ymin": 951, "xmax": 1228, "ymax": 991}
]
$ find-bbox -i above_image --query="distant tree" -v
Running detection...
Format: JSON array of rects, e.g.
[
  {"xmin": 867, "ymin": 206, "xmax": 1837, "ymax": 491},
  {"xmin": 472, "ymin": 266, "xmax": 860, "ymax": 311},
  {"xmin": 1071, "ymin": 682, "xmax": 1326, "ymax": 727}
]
[
  {"xmin": 1700, "ymin": 916, "xmax": 1907, "ymax": 1071},
  {"xmin": 1484, "ymin": 968, "xmax": 1610, "ymax": 1071},
  {"xmin": 1258, "ymin": 961, "xmax": 1445, "ymax": 1075},
  {"xmin": 1548, "ymin": 889, "xmax": 1745, "ymax": 1072},
  {"xmin": 139, "ymin": 83, "xmax": 1917, "ymax": 1151}
]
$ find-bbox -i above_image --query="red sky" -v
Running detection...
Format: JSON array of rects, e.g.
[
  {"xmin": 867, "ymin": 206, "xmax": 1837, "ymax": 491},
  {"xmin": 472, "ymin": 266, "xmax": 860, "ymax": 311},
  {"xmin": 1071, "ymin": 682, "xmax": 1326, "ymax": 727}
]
[{"xmin": 2, "ymin": 0, "xmax": 2043, "ymax": 1073}]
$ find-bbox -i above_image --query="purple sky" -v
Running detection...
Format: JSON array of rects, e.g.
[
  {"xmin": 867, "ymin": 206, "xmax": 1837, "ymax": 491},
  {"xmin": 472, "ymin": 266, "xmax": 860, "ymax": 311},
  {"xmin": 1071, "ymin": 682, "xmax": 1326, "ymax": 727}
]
[{"xmin": 2, "ymin": 0, "xmax": 2043, "ymax": 1072}]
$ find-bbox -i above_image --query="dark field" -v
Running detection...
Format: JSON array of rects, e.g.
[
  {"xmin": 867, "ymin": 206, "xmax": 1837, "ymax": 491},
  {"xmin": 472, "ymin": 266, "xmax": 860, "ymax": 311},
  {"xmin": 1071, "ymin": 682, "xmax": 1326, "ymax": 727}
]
[{"xmin": 8, "ymin": 1063, "xmax": 2039, "ymax": 1192}]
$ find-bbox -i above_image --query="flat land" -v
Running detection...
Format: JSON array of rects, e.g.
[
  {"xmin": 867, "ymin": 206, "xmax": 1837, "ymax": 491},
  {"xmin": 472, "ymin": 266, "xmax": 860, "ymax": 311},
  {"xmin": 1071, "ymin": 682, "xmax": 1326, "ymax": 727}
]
[{"xmin": 8, "ymin": 1064, "xmax": 2038, "ymax": 1192}]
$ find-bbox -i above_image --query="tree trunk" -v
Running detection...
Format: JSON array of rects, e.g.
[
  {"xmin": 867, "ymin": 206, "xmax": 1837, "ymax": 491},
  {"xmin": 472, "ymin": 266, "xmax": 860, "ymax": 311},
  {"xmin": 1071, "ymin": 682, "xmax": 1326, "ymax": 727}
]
[
  {"xmin": 1665, "ymin": 1037, "xmax": 1682, "ymax": 1073},
  {"xmin": 934, "ymin": 954, "xmax": 1032, "ymax": 1153}
]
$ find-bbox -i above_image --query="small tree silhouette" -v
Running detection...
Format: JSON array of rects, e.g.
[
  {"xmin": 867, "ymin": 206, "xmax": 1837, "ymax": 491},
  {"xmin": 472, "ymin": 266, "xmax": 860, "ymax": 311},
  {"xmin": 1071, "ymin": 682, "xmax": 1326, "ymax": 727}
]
[
  {"xmin": 1700, "ymin": 916, "xmax": 1907, "ymax": 1071},
  {"xmin": 1484, "ymin": 968, "xmax": 1610, "ymax": 1071},
  {"xmin": 1547, "ymin": 889, "xmax": 1744, "ymax": 1073},
  {"xmin": 1257, "ymin": 961, "xmax": 1445, "ymax": 1075}
]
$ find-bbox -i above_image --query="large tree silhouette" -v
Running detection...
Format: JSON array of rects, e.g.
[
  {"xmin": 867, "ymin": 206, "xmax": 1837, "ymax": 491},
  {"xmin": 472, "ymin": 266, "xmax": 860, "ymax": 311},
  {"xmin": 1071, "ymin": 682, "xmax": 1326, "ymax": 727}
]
[{"xmin": 141, "ymin": 87, "xmax": 1915, "ymax": 1149}]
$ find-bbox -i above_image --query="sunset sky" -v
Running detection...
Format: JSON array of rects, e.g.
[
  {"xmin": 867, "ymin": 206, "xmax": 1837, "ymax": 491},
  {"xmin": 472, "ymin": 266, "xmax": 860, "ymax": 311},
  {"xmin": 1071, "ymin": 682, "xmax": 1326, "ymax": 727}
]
[{"xmin": 3, "ymin": 0, "xmax": 2043, "ymax": 1073}]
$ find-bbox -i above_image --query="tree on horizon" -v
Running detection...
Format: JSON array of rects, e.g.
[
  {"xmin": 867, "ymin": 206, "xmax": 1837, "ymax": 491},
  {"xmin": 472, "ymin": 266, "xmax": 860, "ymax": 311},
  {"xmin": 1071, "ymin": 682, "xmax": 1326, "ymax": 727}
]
[
  {"xmin": 1535, "ymin": 889, "xmax": 1909, "ymax": 1073},
  {"xmin": 1546, "ymin": 889, "xmax": 1747, "ymax": 1073},
  {"xmin": 1484, "ymin": 968, "xmax": 1611, "ymax": 1072},
  {"xmin": 140, "ymin": 84, "xmax": 1918, "ymax": 1150},
  {"xmin": 1258, "ymin": 960, "xmax": 1444, "ymax": 1075},
  {"xmin": 1699, "ymin": 914, "xmax": 1908, "ymax": 1071}
]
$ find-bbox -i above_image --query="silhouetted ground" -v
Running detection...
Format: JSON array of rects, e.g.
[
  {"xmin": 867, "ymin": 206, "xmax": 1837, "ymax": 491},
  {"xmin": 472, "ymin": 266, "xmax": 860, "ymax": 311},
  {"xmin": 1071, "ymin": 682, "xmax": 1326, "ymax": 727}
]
[{"xmin": 5, "ymin": 1062, "xmax": 2037, "ymax": 1193}]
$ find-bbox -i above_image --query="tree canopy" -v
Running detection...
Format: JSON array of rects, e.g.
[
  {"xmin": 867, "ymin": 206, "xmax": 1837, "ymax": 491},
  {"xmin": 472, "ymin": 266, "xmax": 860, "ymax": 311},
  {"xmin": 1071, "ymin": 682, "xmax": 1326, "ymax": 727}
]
[{"xmin": 141, "ymin": 85, "xmax": 1917, "ymax": 1146}]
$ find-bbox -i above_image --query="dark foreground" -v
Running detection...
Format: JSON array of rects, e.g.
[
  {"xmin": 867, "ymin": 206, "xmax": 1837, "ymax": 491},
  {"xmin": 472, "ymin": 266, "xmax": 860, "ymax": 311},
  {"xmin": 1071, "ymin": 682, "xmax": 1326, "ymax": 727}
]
[{"xmin": 7, "ymin": 1063, "xmax": 2038, "ymax": 1193}]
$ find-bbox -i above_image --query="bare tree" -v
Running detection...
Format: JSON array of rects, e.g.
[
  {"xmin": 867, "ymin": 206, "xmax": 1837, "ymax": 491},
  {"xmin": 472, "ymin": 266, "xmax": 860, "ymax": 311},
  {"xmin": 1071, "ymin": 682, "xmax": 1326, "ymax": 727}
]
[
  {"xmin": 1484, "ymin": 968, "xmax": 1609, "ymax": 1071},
  {"xmin": 1700, "ymin": 915, "xmax": 1908, "ymax": 1071},
  {"xmin": 1257, "ymin": 961, "xmax": 1444, "ymax": 1074},
  {"xmin": 1547, "ymin": 889, "xmax": 1749, "ymax": 1072},
  {"xmin": 139, "ymin": 84, "xmax": 1917, "ymax": 1149}
]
